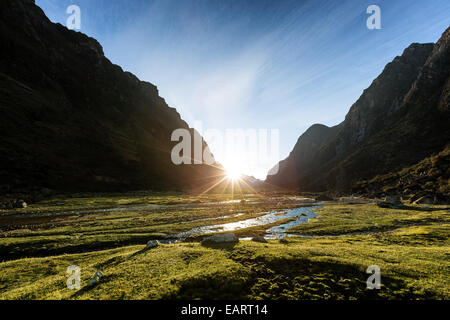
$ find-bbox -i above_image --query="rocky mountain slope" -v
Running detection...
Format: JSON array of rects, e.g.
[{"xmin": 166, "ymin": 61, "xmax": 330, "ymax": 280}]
[
  {"xmin": 0, "ymin": 0, "xmax": 223, "ymax": 197},
  {"xmin": 355, "ymin": 145, "xmax": 449, "ymax": 200},
  {"xmin": 267, "ymin": 27, "xmax": 450, "ymax": 196}
]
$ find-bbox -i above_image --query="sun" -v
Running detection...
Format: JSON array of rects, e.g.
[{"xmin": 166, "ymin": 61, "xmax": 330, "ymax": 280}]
[{"xmin": 226, "ymin": 166, "xmax": 242, "ymax": 181}]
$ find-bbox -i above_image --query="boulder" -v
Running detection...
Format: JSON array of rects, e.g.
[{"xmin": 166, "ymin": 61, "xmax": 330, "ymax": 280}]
[
  {"xmin": 385, "ymin": 195, "xmax": 402, "ymax": 205},
  {"xmin": 377, "ymin": 195, "xmax": 404, "ymax": 209},
  {"xmin": 87, "ymin": 270, "xmax": 103, "ymax": 287},
  {"xmin": 279, "ymin": 237, "xmax": 289, "ymax": 244},
  {"xmin": 14, "ymin": 200, "xmax": 27, "ymax": 208},
  {"xmin": 251, "ymin": 236, "xmax": 268, "ymax": 243},
  {"xmin": 145, "ymin": 240, "xmax": 159, "ymax": 250},
  {"xmin": 201, "ymin": 233, "xmax": 239, "ymax": 246}
]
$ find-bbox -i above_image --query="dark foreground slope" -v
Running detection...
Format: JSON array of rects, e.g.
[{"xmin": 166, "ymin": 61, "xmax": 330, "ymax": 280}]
[
  {"xmin": 355, "ymin": 145, "xmax": 450, "ymax": 199},
  {"xmin": 267, "ymin": 27, "xmax": 450, "ymax": 196},
  {"xmin": 0, "ymin": 0, "xmax": 222, "ymax": 197}
]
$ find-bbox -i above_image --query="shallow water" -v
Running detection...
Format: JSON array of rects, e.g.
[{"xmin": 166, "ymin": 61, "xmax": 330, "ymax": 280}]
[
  {"xmin": 264, "ymin": 207, "xmax": 319, "ymax": 239},
  {"xmin": 164, "ymin": 206, "xmax": 321, "ymax": 242}
]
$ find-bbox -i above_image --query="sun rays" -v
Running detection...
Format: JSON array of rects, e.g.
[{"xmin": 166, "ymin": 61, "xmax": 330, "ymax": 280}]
[{"xmin": 225, "ymin": 166, "xmax": 242, "ymax": 181}]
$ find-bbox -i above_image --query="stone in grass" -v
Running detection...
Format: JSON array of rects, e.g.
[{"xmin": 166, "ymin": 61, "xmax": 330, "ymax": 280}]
[
  {"xmin": 14, "ymin": 200, "xmax": 27, "ymax": 208},
  {"xmin": 201, "ymin": 233, "xmax": 239, "ymax": 246},
  {"xmin": 385, "ymin": 195, "xmax": 402, "ymax": 205},
  {"xmin": 145, "ymin": 240, "xmax": 159, "ymax": 250},
  {"xmin": 376, "ymin": 195, "xmax": 404, "ymax": 209},
  {"xmin": 279, "ymin": 237, "xmax": 289, "ymax": 244},
  {"xmin": 88, "ymin": 270, "xmax": 103, "ymax": 287},
  {"xmin": 251, "ymin": 236, "xmax": 268, "ymax": 243}
]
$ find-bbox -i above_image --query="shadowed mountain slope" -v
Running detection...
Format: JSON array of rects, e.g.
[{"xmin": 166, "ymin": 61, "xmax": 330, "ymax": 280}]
[
  {"xmin": 267, "ymin": 27, "xmax": 450, "ymax": 195},
  {"xmin": 0, "ymin": 0, "xmax": 223, "ymax": 195}
]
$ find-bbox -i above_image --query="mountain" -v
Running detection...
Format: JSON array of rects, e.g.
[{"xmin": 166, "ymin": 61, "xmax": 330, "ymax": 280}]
[
  {"xmin": 355, "ymin": 145, "xmax": 450, "ymax": 199},
  {"xmin": 267, "ymin": 27, "xmax": 450, "ymax": 196},
  {"xmin": 0, "ymin": 0, "xmax": 223, "ymax": 197},
  {"xmin": 240, "ymin": 175, "xmax": 265, "ymax": 190},
  {"xmin": 266, "ymin": 124, "xmax": 341, "ymax": 190}
]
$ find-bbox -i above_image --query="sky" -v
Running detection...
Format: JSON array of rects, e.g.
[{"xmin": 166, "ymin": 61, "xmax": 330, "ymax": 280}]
[{"xmin": 36, "ymin": 0, "xmax": 450, "ymax": 179}]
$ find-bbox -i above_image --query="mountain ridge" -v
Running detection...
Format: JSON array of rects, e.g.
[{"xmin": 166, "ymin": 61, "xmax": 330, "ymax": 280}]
[
  {"xmin": 0, "ymin": 0, "xmax": 223, "ymax": 198},
  {"xmin": 267, "ymin": 27, "xmax": 450, "ymax": 196}
]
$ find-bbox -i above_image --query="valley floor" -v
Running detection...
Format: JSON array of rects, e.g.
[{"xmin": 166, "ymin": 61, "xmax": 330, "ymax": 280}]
[{"xmin": 0, "ymin": 193, "xmax": 448, "ymax": 300}]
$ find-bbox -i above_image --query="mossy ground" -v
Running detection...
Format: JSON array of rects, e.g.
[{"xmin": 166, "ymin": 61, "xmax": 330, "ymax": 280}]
[{"xmin": 0, "ymin": 194, "xmax": 448, "ymax": 300}]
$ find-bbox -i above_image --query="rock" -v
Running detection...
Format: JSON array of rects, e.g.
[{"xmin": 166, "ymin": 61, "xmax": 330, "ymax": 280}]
[
  {"xmin": 251, "ymin": 236, "xmax": 268, "ymax": 243},
  {"xmin": 145, "ymin": 240, "xmax": 159, "ymax": 250},
  {"xmin": 279, "ymin": 237, "xmax": 289, "ymax": 244},
  {"xmin": 385, "ymin": 195, "xmax": 402, "ymax": 205},
  {"xmin": 87, "ymin": 270, "xmax": 103, "ymax": 287},
  {"xmin": 14, "ymin": 200, "xmax": 27, "ymax": 208},
  {"xmin": 377, "ymin": 195, "xmax": 404, "ymax": 209},
  {"xmin": 201, "ymin": 233, "xmax": 239, "ymax": 246}
]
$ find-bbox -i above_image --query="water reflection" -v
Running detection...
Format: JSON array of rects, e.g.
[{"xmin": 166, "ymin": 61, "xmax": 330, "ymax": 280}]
[{"xmin": 171, "ymin": 206, "xmax": 321, "ymax": 241}]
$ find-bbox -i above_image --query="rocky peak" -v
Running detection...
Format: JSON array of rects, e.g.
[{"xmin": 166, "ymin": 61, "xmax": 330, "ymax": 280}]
[
  {"xmin": 340, "ymin": 42, "xmax": 433, "ymax": 148},
  {"xmin": 403, "ymin": 27, "xmax": 450, "ymax": 111},
  {"xmin": 298, "ymin": 124, "xmax": 334, "ymax": 140},
  {"xmin": 267, "ymin": 26, "xmax": 449, "ymax": 193},
  {"xmin": 74, "ymin": 32, "xmax": 105, "ymax": 58}
]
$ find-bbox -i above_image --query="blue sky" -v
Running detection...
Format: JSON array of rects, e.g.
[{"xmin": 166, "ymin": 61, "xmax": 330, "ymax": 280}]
[{"xmin": 36, "ymin": 0, "xmax": 450, "ymax": 179}]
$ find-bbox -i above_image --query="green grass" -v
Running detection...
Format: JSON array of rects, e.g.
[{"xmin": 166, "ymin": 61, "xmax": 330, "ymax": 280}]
[
  {"xmin": 0, "ymin": 192, "xmax": 244, "ymax": 215},
  {"xmin": 0, "ymin": 193, "xmax": 301, "ymax": 260},
  {"xmin": 288, "ymin": 203, "xmax": 450, "ymax": 237},
  {"xmin": 1, "ymin": 238, "xmax": 448, "ymax": 300},
  {"xmin": 0, "ymin": 194, "xmax": 449, "ymax": 300}
]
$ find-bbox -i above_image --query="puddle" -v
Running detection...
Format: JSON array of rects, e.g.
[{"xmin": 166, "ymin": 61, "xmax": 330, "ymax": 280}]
[{"xmin": 163, "ymin": 206, "xmax": 321, "ymax": 242}]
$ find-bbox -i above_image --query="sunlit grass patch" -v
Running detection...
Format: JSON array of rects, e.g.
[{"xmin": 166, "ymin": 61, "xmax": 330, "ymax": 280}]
[
  {"xmin": 288, "ymin": 203, "xmax": 450, "ymax": 236},
  {"xmin": 0, "ymin": 195, "xmax": 448, "ymax": 300}
]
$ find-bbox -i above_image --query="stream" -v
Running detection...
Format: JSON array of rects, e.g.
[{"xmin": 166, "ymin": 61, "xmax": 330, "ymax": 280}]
[{"xmin": 163, "ymin": 206, "xmax": 321, "ymax": 242}]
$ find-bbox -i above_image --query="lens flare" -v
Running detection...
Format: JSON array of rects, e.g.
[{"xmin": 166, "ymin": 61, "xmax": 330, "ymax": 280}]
[{"xmin": 226, "ymin": 166, "xmax": 242, "ymax": 180}]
